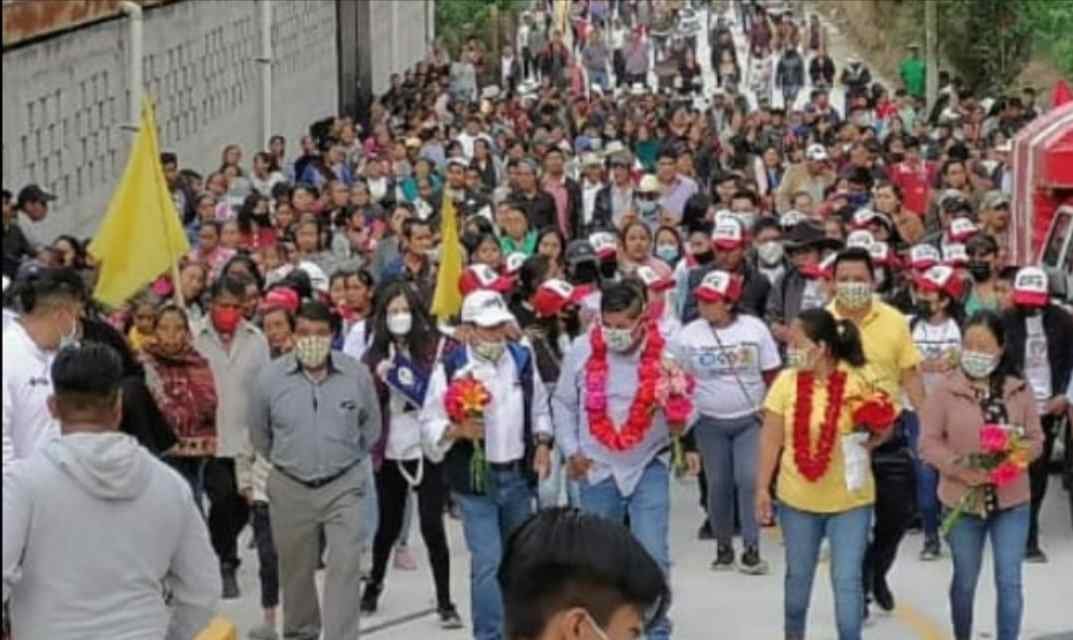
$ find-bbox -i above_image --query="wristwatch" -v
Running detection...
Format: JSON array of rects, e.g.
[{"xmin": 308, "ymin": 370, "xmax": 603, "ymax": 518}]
[{"xmin": 533, "ymin": 433, "xmax": 554, "ymax": 449}]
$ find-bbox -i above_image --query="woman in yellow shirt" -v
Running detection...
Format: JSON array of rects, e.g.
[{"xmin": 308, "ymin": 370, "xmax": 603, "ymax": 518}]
[{"xmin": 755, "ymin": 308, "xmax": 885, "ymax": 640}]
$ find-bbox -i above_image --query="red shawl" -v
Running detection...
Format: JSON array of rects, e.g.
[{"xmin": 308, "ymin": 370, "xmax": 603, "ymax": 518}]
[{"xmin": 141, "ymin": 346, "xmax": 219, "ymax": 457}]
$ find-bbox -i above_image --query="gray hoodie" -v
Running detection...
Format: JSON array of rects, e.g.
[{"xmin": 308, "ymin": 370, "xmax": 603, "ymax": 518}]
[{"xmin": 2, "ymin": 432, "xmax": 219, "ymax": 640}]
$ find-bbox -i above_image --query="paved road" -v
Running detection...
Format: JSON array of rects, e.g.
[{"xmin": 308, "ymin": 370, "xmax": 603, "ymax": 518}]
[
  {"xmin": 219, "ymin": 4, "xmax": 1073, "ymax": 639},
  {"xmin": 218, "ymin": 480, "xmax": 1073, "ymax": 638}
]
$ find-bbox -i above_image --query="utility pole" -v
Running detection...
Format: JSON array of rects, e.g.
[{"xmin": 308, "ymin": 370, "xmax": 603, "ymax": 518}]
[{"xmin": 925, "ymin": 0, "xmax": 938, "ymax": 111}]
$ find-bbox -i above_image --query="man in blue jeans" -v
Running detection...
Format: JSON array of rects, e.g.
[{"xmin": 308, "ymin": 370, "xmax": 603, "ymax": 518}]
[
  {"xmin": 552, "ymin": 282, "xmax": 700, "ymax": 640},
  {"xmin": 423, "ymin": 291, "xmax": 553, "ymax": 640}
]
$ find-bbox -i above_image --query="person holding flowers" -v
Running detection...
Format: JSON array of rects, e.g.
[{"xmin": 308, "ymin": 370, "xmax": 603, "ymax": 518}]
[
  {"xmin": 920, "ymin": 310, "xmax": 1043, "ymax": 640},
  {"xmin": 421, "ymin": 289, "xmax": 553, "ymax": 640},
  {"xmin": 552, "ymin": 280, "xmax": 700, "ymax": 640},
  {"xmin": 755, "ymin": 307, "xmax": 884, "ymax": 640},
  {"xmin": 672, "ymin": 270, "xmax": 781, "ymax": 574}
]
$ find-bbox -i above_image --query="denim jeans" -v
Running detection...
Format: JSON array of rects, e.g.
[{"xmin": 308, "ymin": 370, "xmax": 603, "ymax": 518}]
[
  {"xmin": 579, "ymin": 459, "xmax": 672, "ymax": 640},
  {"xmin": 589, "ymin": 69, "xmax": 610, "ymax": 92},
  {"xmin": 780, "ymin": 504, "xmax": 872, "ymax": 640},
  {"xmin": 946, "ymin": 503, "xmax": 1029, "ymax": 640},
  {"xmin": 454, "ymin": 469, "xmax": 535, "ymax": 640},
  {"xmin": 903, "ymin": 410, "xmax": 941, "ymax": 536},
  {"xmin": 694, "ymin": 414, "xmax": 762, "ymax": 548}
]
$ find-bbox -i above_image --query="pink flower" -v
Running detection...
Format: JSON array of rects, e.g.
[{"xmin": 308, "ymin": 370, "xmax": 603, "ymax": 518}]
[
  {"xmin": 665, "ymin": 396, "xmax": 693, "ymax": 423},
  {"xmin": 988, "ymin": 461, "xmax": 1022, "ymax": 487},
  {"xmin": 979, "ymin": 424, "xmax": 1010, "ymax": 454}
]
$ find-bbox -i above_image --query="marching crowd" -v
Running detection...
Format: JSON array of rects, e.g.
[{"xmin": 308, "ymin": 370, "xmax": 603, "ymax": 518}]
[{"xmin": 3, "ymin": 1, "xmax": 1073, "ymax": 640}]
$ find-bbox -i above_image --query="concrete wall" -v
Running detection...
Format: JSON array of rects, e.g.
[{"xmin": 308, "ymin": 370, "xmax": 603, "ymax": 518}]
[{"xmin": 1, "ymin": 0, "xmax": 338, "ymax": 241}]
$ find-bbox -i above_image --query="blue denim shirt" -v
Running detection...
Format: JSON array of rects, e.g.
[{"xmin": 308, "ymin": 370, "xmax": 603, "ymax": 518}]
[{"xmin": 552, "ymin": 331, "xmax": 695, "ymax": 496}]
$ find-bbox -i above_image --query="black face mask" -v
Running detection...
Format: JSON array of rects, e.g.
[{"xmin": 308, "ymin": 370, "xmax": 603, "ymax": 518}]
[
  {"xmin": 694, "ymin": 250, "xmax": 715, "ymax": 265},
  {"xmin": 968, "ymin": 261, "xmax": 992, "ymax": 282}
]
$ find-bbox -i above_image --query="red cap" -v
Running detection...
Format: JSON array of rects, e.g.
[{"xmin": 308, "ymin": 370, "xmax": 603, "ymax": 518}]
[
  {"xmin": 712, "ymin": 217, "xmax": 747, "ymax": 250},
  {"xmin": 459, "ymin": 264, "xmax": 514, "ymax": 296},
  {"xmin": 914, "ymin": 265, "xmax": 964, "ymax": 299},
  {"xmin": 907, "ymin": 244, "xmax": 941, "ymax": 271},
  {"xmin": 635, "ymin": 265, "xmax": 674, "ymax": 292},
  {"xmin": 589, "ymin": 232, "xmax": 618, "ymax": 259},
  {"xmin": 532, "ymin": 279, "xmax": 585, "ymax": 317},
  {"xmin": 260, "ymin": 287, "xmax": 300, "ymax": 314},
  {"xmin": 694, "ymin": 270, "xmax": 743, "ymax": 303},
  {"xmin": 1012, "ymin": 266, "xmax": 1049, "ymax": 307}
]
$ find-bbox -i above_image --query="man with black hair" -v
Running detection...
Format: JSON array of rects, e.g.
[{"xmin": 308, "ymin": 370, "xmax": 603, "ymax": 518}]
[
  {"xmin": 828, "ymin": 247, "xmax": 927, "ymax": 618},
  {"xmin": 499, "ymin": 508, "xmax": 670, "ymax": 640},
  {"xmin": 13, "ymin": 184, "xmax": 56, "ymax": 250},
  {"xmin": 2, "ymin": 188, "xmax": 36, "ymax": 279},
  {"xmin": 511, "ymin": 159, "xmax": 558, "ymax": 232},
  {"xmin": 193, "ymin": 273, "xmax": 270, "ymax": 598},
  {"xmin": 656, "ymin": 147, "xmax": 698, "ymax": 220},
  {"xmin": 553, "ymin": 281, "xmax": 699, "ymax": 640},
  {"xmin": 249, "ymin": 300, "xmax": 381, "ymax": 640},
  {"xmin": 3, "ymin": 267, "xmax": 86, "ymax": 469},
  {"xmin": 2, "ymin": 342, "xmax": 219, "ymax": 640},
  {"xmin": 383, "ymin": 218, "xmax": 437, "ymax": 305},
  {"xmin": 542, "ymin": 148, "xmax": 583, "ymax": 238}
]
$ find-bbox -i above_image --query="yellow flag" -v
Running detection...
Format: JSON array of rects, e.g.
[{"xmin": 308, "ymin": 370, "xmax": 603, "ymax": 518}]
[
  {"xmin": 429, "ymin": 192, "xmax": 464, "ymax": 321},
  {"xmin": 88, "ymin": 96, "xmax": 190, "ymax": 308}
]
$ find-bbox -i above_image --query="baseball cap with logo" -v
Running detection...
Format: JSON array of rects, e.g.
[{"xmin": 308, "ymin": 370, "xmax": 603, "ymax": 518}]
[
  {"xmin": 504, "ymin": 252, "xmax": 528, "ymax": 275},
  {"xmin": 948, "ymin": 217, "xmax": 980, "ymax": 242},
  {"xmin": 635, "ymin": 265, "xmax": 674, "ymax": 292},
  {"xmin": 907, "ymin": 244, "xmax": 942, "ymax": 271},
  {"xmin": 712, "ymin": 217, "xmax": 747, "ymax": 250},
  {"xmin": 532, "ymin": 279, "xmax": 585, "ymax": 317},
  {"xmin": 695, "ymin": 270, "xmax": 743, "ymax": 303},
  {"xmin": 942, "ymin": 243, "xmax": 969, "ymax": 267},
  {"xmin": 981, "ymin": 190, "xmax": 1011, "ymax": 210},
  {"xmin": 780, "ymin": 209, "xmax": 808, "ymax": 229},
  {"xmin": 845, "ymin": 230, "xmax": 875, "ymax": 250},
  {"xmin": 461, "ymin": 290, "xmax": 516, "ymax": 327},
  {"xmin": 589, "ymin": 231, "xmax": 618, "ymax": 259},
  {"xmin": 1012, "ymin": 266, "xmax": 1049, "ymax": 307},
  {"xmin": 459, "ymin": 264, "xmax": 514, "ymax": 296},
  {"xmin": 914, "ymin": 265, "xmax": 964, "ymax": 299},
  {"xmin": 868, "ymin": 241, "xmax": 897, "ymax": 267},
  {"xmin": 806, "ymin": 144, "xmax": 829, "ymax": 161},
  {"xmin": 260, "ymin": 287, "xmax": 301, "ymax": 314}
]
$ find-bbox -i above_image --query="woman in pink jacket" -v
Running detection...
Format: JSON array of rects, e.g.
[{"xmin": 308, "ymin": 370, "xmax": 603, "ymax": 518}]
[{"xmin": 920, "ymin": 310, "xmax": 1043, "ymax": 640}]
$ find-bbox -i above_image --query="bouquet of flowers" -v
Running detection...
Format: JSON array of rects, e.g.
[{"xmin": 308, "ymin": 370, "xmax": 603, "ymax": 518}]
[
  {"xmin": 445, "ymin": 375, "xmax": 492, "ymax": 492},
  {"xmin": 940, "ymin": 423, "xmax": 1033, "ymax": 536},
  {"xmin": 655, "ymin": 356, "xmax": 696, "ymax": 477},
  {"xmin": 841, "ymin": 388, "xmax": 898, "ymax": 491}
]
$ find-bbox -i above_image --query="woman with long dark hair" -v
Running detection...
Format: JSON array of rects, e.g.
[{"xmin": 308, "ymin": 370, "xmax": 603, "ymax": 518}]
[
  {"xmin": 360, "ymin": 281, "xmax": 462, "ymax": 628},
  {"xmin": 236, "ymin": 193, "xmax": 276, "ymax": 250},
  {"xmin": 755, "ymin": 308, "xmax": 876, "ymax": 640},
  {"xmin": 921, "ymin": 310, "xmax": 1043, "ymax": 640}
]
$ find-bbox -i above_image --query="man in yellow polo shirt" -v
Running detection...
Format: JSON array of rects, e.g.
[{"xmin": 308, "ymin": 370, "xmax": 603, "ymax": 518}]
[{"xmin": 828, "ymin": 247, "xmax": 926, "ymax": 620}]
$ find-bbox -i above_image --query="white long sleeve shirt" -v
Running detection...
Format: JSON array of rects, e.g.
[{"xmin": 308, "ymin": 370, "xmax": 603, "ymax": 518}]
[
  {"xmin": 421, "ymin": 344, "xmax": 552, "ymax": 464},
  {"xmin": 2, "ymin": 321, "xmax": 59, "ymax": 472}
]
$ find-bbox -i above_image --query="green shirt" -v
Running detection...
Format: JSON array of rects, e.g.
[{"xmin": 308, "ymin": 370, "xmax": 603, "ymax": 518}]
[
  {"xmin": 500, "ymin": 231, "xmax": 538, "ymax": 256},
  {"xmin": 899, "ymin": 57, "xmax": 926, "ymax": 99}
]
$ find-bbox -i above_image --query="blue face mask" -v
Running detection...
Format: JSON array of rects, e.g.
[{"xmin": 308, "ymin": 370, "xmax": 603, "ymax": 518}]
[
  {"xmin": 656, "ymin": 245, "xmax": 679, "ymax": 263},
  {"xmin": 848, "ymin": 192, "xmax": 870, "ymax": 208}
]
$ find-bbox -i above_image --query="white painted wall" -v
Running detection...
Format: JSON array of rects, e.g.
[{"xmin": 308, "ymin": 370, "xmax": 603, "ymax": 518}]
[{"xmin": 1, "ymin": 0, "xmax": 338, "ymax": 241}]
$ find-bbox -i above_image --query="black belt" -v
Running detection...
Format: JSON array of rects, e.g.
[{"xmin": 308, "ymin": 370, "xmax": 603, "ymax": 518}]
[
  {"xmin": 487, "ymin": 459, "xmax": 526, "ymax": 472},
  {"xmin": 275, "ymin": 460, "xmax": 359, "ymax": 489}
]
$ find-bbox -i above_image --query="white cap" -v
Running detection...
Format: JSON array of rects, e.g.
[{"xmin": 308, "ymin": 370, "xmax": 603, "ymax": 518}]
[
  {"xmin": 806, "ymin": 143, "xmax": 829, "ymax": 161},
  {"xmin": 589, "ymin": 231, "xmax": 618, "ymax": 258},
  {"xmin": 297, "ymin": 261, "xmax": 329, "ymax": 293},
  {"xmin": 1013, "ymin": 266, "xmax": 1050, "ymax": 306},
  {"xmin": 638, "ymin": 174, "xmax": 661, "ymax": 193},
  {"xmin": 461, "ymin": 290, "xmax": 515, "ymax": 327},
  {"xmin": 846, "ymin": 230, "xmax": 875, "ymax": 249}
]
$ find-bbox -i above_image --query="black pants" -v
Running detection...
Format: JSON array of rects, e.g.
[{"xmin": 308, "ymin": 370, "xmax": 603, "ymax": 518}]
[
  {"xmin": 612, "ymin": 50, "xmax": 626, "ymax": 87},
  {"xmin": 251, "ymin": 502, "xmax": 280, "ymax": 609},
  {"xmin": 1028, "ymin": 414, "xmax": 1061, "ymax": 549},
  {"xmin": 203, "ymin": 458, "xmax": 250, "ymax": 568},
  {"xmin": 864, "ymin": 447, "xmax": 916, "ymax": 597},
  {"xmin": 370, "ymin": 458, "xmax": 452, "ymax": 609}
]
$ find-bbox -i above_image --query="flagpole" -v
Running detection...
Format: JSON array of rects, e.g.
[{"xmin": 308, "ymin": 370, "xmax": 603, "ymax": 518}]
[{"xmin": 144, "ymin": 97, "xmax": 187, "ymax": 309}]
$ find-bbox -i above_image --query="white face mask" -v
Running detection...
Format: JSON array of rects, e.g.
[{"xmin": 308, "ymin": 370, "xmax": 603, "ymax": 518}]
[
  {"xmin": 473, "ymin": 339, "xmax": 506, "ymax": 363},
  {"xmin": 757, "ymin": 241, "xmax": 784, "ymax": 265},
  {"xmin": 387, "ymin": 312, "xmax": 413, "ymax": 336},
  {"xmin": 961, "ymin": 350, "xmax": 998, "ymax": 379},
  {"xmin": 603, "ymin": 325, "xmax": 637, "ymax": 353}
]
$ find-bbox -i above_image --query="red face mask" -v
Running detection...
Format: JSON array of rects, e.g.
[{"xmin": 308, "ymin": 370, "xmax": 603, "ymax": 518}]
[{"xmin": 211, "ymin": 306, "xmax": 242, "ymax": 335}]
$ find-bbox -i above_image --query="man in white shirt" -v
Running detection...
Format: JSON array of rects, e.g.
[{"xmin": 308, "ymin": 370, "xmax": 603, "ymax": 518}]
[
  {"xmin": 2, "ymin": 267, "xmax": 85, "ymax": 472},
  {"xmin": 422, "ymin": 291, "xmax": 552, "ymax": 640}
]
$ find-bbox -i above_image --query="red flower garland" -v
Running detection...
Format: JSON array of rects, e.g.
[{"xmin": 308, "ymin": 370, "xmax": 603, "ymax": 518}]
[
  {"xmin": 585, "ymin": 321, "xmax": 667, "ymax": 451},
  {"xmin": 792, "ymin": 370, "xmax": 847, "ymax": 482}
]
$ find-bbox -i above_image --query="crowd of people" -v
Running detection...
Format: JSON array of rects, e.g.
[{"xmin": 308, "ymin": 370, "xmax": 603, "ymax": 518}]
[{"xmin": 3, "ymin": 1, "xmax": 1072, "ymax": 640}]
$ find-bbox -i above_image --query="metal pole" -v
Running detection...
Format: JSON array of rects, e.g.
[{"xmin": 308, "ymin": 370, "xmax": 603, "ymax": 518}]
[
  {"xmin": 925, "ymin": 0, "xmax": 937, "ymax": 112},
  {"xmin": 258, "ymin": 0, "xmax": 273, "ymax": 147},
  {"xmin": 119, "ymin": 1, "xmax": 143, "ymax": 132}
]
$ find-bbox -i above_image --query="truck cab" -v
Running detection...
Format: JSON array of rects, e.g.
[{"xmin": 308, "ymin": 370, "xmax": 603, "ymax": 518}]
[{"xmin": 1039, "ymin": 204, "xmax": 1073, "ymax": 304}]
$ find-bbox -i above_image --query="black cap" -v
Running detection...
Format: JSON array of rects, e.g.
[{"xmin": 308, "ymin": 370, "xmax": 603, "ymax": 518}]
[
  {"xmin": 564, "ymin": 239, "xmax": 597, "ymax": 265},
  {"xmin": 17, "ymin": 184, "xmax": 57, "ymax": 207}
]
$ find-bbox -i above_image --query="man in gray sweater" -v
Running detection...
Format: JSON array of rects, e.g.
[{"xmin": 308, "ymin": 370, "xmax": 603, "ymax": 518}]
[{"xmin": 2, "ymin": 343, "xmax": 219, "ymax": 640}]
